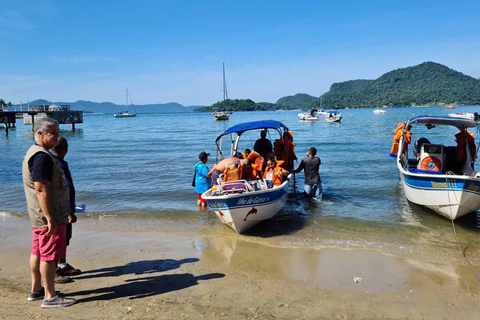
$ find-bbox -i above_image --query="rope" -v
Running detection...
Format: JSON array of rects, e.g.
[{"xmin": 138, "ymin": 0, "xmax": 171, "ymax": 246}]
[{"xmin": 445, "ymin": 172, "xmax": 480, "ymax": 294}]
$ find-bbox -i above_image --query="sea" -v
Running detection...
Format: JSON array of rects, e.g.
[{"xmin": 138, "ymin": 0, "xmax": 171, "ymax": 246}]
[{"xmin": 1, "ymin": 106, "xmax": 480, "ymax": 264}]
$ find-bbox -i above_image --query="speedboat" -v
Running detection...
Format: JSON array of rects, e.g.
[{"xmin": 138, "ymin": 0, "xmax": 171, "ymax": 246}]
[
  {"xmin": 324, "ymin": 110, "xmax": 342, "ymax": 123},
  {"xmin": 202, "ymin": 120, "xmax": 292, "ymax": 233},
  {"xmin": 373, "ymin": 109, "xmax": 387, "ymax": 114},
  {"xmin": 446, "ymin": 105, "xmax": 456, "ymax": 109},
  {"xmin": 448, "ymin": 112, "xmax": 478, "ymax": 121},
  {"xmin": 391, "ymin": 116, "xmax": 480, "ymax": 220},
  {"xmin": 298, "ymin": 109, "xmax": 319, "ymax": 121}
]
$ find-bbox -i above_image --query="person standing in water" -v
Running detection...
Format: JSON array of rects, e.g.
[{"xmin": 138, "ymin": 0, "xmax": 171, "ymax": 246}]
[
  {"xmin": 292, "ymin": 147, "xmax": 322, "ymax": 201},
  {"xmin": 194, "ymin": 152, "xmax": 215, "ymax": 209}
]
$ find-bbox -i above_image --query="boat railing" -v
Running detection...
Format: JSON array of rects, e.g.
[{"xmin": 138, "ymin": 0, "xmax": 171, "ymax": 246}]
[{"xmin": 212, "ymin": 178, "xmax": 274, "ymax": 196}]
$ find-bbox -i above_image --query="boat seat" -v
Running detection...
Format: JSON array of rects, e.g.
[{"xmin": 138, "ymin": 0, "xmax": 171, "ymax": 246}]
[
  {"xmin": 215, "ymin": 179, "xmax": 254, "ymax": 195},
  {"xmin": 444, "ymin": 146, "xmax": 461, "ymax": 173}
]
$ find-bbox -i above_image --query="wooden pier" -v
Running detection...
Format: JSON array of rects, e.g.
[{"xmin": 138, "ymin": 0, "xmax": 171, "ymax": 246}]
[{"xmin": 0, "ymin": 110, "xmax": 83, "ymax": 135}]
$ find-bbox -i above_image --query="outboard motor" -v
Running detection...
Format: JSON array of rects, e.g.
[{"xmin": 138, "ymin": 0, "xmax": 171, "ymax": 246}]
[{"xmin": 413, "ymin": 138, "xmax": 431, "ymax": 158}]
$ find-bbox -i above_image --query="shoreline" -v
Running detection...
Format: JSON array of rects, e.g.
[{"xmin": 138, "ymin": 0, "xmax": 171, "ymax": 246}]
[{"xmin": 0, "ymin": 217, "xmax": 479, "ymax": 319}]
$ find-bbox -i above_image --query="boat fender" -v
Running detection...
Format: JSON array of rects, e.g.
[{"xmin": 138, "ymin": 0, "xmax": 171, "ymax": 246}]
[{"xmin": 421, "ymin": 156, "xmax": 442, "ymax": 171}]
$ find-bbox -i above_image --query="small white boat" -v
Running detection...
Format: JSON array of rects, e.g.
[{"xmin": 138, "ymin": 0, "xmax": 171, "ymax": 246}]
[
  {"xmin": 392, "ymin": 116, "xmax": 480, "ymax": 220},
  {"xmin": 448, "ymin": 112, "xmax": 478, "ymax": 121},
  {"xmin": 114, "ymin": 89, "xmax": 137, "ymax": 118},
  {"xmin": 324, "ymin": 110, "xmax": 342, "ymax": 123},
  {"xmin": 202, "ymin": 120, "xmax": 292, "ymax": 233},
  {"xmin": 373, "ymin": 109, "xmax": 387, "ymax": 114},
  {"xmin": 298, "ymin": 109, "xmax": 319, "ymax": 121}
]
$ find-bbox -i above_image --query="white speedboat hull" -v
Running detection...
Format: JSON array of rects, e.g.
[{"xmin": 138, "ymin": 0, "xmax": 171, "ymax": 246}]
[
  {"xmin": 202, "ymin": 181, "xmax": 289, "ymax": 233},
  {"xmin": 400, "ymin": 171, "xmax": 480, "ymax": 220},
  {"xmin": 298, "ymin": 113, "xmax": 319, "ymax": 121}
]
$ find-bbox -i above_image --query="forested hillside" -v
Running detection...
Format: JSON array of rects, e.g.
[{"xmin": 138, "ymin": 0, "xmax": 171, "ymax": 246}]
[{"xmin": 319, "ymin": 62, "xmax": 480, "ymax": 108}]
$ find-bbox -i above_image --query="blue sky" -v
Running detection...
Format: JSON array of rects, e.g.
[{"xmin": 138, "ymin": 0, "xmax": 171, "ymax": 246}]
[{"xmin": 1, "ymin": 0, "xmax": 479, "ymax": 106}]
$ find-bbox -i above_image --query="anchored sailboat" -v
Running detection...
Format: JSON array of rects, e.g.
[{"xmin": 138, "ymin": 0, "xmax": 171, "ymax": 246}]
[
  {"xmin": 213, "ymin": 63, "xmax": 232, "ymax": 120},
  {"xmin": 114, "ymin": 89, "xmax": 137, "ymax": 118}
]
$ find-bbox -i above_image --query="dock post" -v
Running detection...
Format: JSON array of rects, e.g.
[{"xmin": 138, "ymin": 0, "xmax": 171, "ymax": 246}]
[
  {"xmin": 31, "ymin": 115, "xmax": 35, "ymax": 132},
  {"xmin": 4, "ymin": 124, "xmax": 8, "ymax": 135}
]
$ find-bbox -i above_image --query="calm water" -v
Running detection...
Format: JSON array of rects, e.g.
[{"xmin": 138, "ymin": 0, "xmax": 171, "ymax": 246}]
[{"xmin": 1, "ymin": 107, "xmax": 480, "ymax": 263}]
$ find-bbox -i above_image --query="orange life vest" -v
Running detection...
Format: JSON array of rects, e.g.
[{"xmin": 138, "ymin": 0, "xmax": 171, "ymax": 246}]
[
  {"xmin": 263, "ymin": 166, "xmax": 283, "ymax": 185},
  {"xmin": 390, "ymin": 123, "xmax": 412, "ymax": 154},
  {"xmin": 455, "ymin": 130, "xmax": 476, "ymax": 165},
  {"xmin": 223, "ymin": 163, "xmax": 243, "ymax": 182},
  {"xmin": 274, "ymin": 131, "xmax": 297, "ymax": 170},
  {"xmin": 246, "ymin": 151, "xmax": 264, "ymax": 178}
]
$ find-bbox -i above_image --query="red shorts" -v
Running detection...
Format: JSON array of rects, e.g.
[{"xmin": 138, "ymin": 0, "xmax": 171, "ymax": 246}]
[
  {"xmin": 31, "ymin": 224, "xmax": 67, "ymax": 262},
  {"xmin": 197, "ymin": 193, "xmax": 206, "ymax": 204}
]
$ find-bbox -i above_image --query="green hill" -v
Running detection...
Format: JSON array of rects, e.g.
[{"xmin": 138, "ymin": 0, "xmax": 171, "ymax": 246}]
[
  {"xmin": 320, "ymin": 62, "xmax": 480, "ymax": 108},
  {"xmin": 275, "ymin": 93, "xmax": 319, "ymax": 109}
]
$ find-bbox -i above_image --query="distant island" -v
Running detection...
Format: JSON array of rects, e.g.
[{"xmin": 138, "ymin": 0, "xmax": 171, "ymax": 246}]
[
  {"xmin": 198, "ymin": 61, "xmax": 480, "ymax": 111},
  {"xmin": 7, "ymin": 100, "xmax": 203, "ymax": 114},
  {"xmin": 3, "ymin": 61, "xmax": 479, "ymax": 113}
]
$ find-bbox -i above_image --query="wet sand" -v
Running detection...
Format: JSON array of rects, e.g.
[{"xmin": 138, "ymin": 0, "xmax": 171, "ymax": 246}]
[{"xmin": 0, "ymin": 217, "xmax": 479, "ymax": 319}]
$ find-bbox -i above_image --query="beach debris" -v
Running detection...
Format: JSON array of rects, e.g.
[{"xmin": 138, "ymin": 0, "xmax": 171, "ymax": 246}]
[{"xmin": 353, "ymin": 277, "xmax": 363, "ymax": 283}]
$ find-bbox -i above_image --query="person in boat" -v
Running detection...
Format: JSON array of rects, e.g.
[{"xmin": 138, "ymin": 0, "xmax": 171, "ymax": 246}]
[
  {"xmin": 211, "ymin": 157, "xmax": 251, "ymax": 185},
  {"xmin": 242, "ymin": 148, "xmax": 251, "ymax": 159},
  {"xmin": 234, "ymin": 152, "xmax": 244, "ymax": 159},
  {"xmin": 193, "ymin": 152, "xmax": 215, "ymax": 209},
  {"xmin": 292, "ymin": 147, "xmax": 322, "ymax": 201},
  {"xmin": 51, "ymin": 136, "xmax": 81, "ymax": 283},
  {"xmin": 274, "ymin": 131, "xmax": 297, "ymax": 171},
  {"xmin": 253, "ymin": 130, "xmax": 273, "ymax": 159},
  {"xmin": 263, "ymin": 157, "xmax": 290, "ymax": 186}
]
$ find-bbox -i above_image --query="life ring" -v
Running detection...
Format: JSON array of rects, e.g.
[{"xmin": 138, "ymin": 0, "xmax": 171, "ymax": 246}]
[{"xmin": 421, "ymin": 157, "xmax": 441, "ymax": 171}]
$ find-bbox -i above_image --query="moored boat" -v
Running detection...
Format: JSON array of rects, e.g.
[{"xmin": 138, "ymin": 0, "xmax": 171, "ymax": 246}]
[
  {"xmin": 373, "ymin": 109, "xmax": 387, "ymax": 114},
  {"xmin": 202, "ymin": 120, "xmax": 293, "ymax": 233},
  {"xmin": 114, "ymin": 89, "xmax": 137, "ymax": 118},
  {"xmin": 391, "ymin": 116, "xmax": 480, "ymax": 220},
  {"xmin": 213, "ymin": 109, "xmax": 231, "ymax": 120},
  {"xmin": 448, "ymin": 112, "xmax": 478, "ymax": 121},
  {"xmin": 298, "ymin": 109, "xmax": 319, "ymax": 121},
  {"xmin": 324, "ymin": 110, "xmax": 342, "ymax": 122}
]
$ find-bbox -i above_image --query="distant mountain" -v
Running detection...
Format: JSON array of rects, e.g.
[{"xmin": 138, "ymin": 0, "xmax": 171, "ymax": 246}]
[
  {"xmin": 320, "ymin": 62, "xmax": 480, "ymax": 108},
  {"xmin": 275, "ymin": 93, "xmax": 319, "ymax": 109},
  {"xmin": 10, "ymin": 99, "xmax": 201, "ymax": 113}
]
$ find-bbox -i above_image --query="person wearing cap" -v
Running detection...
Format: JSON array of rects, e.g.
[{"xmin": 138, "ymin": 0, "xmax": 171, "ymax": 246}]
[{"xmin": 193, "ymin": 152, "xmax": 215, "ymax": 209}]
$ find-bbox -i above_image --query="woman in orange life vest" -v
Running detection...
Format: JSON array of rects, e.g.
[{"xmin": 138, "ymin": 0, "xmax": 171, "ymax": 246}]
[
  {"xmin": 274, "ymin": 131, "xmax": 297, "ymax": 170},
  {"xmin": 263, "ymin": 157, "xmax": 290, "ymax": 186}
]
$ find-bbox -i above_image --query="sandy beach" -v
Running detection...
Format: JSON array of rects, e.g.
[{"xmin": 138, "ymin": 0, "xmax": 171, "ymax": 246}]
[{"xmin": 0, "ymin": 216, "xmax": 479, "ymax": 320}]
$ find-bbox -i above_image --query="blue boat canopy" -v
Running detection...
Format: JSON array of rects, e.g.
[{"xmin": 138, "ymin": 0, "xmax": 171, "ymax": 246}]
[
  {"xmin": 407, "ymin": 116, "xmax": 477, "ymax": 130},
  {"xmin": 327, "ymin": 110, "xmax": 339, "ymax": 114},
  {"xmin": 215, "ymin": 120, "xmax": 289, "ymax": 142}
]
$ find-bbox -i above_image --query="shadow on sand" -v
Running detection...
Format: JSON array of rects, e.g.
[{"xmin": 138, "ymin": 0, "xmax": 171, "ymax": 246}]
[
  {"xmin": 66, "ymin": 273, "xmax": 225, "ymax": 303},
  {"xmin": 74, "ymin": 258, "xmax": 200, "ymax": 280}
]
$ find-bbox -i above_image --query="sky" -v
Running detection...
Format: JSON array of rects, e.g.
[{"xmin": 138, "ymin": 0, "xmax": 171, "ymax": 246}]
[{"xmin": 1, "ymin": 0, "xmax": 479, "ymax": 106}]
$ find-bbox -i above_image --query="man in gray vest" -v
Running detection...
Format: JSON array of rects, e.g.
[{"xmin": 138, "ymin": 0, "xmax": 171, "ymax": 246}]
[{"xmin": 22, "ymin": 118, "xmax": 76, "ymax": 308}]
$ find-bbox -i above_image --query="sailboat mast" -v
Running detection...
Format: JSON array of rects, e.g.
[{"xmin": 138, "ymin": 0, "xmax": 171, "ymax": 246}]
[
  {"xmin": 126, "ymin": 89, "xmax": 129, "ymax": 112},
  {"xmin": 223, "ymin": 62, "xmax": 228, "ymax": 102}
]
